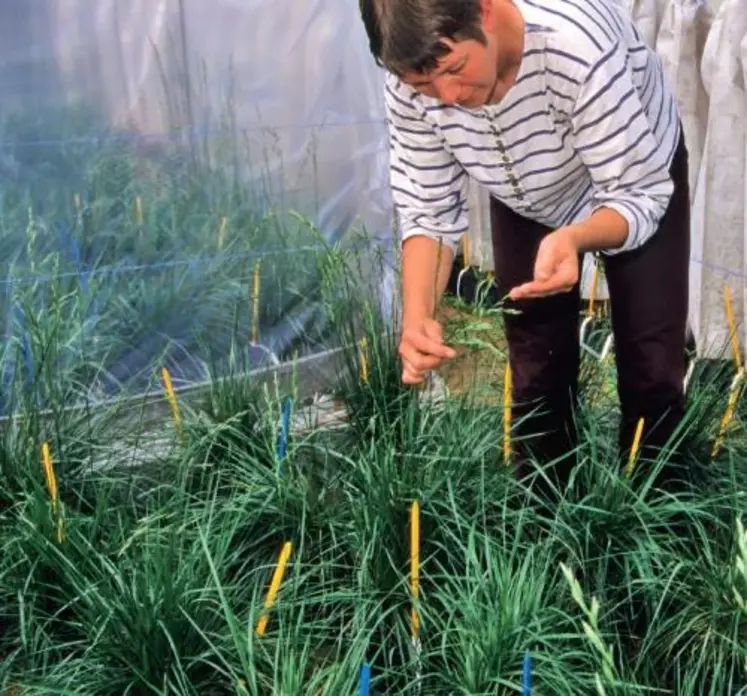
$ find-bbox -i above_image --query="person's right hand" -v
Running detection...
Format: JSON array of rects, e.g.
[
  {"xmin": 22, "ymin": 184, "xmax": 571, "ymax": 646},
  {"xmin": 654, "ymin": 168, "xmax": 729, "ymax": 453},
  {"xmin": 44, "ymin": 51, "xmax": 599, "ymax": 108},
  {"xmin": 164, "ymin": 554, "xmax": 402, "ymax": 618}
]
[{"xmin": 399, "ymin": 317, "xmax": 457, "ymax": 385}]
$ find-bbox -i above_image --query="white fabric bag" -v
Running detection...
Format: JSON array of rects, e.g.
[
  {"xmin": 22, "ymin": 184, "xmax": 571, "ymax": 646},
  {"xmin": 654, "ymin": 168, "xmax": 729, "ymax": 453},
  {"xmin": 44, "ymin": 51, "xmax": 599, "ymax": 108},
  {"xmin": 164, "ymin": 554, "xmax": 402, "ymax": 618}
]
[
  {"xmin": 688, "ymin": 0, "xmax": 747, "ymax": 359},
  {"xmin": 656, "ymin": 0, "xmax": 714, "ymax": 199}
]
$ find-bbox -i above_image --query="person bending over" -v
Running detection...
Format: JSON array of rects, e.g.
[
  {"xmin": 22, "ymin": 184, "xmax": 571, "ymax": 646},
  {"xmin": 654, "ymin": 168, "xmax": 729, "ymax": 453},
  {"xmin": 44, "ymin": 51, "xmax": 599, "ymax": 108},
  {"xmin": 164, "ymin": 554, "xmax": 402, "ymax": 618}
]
[{"xmin": 358, "ymin": 0, "xmax": 691, "ymax": 494}]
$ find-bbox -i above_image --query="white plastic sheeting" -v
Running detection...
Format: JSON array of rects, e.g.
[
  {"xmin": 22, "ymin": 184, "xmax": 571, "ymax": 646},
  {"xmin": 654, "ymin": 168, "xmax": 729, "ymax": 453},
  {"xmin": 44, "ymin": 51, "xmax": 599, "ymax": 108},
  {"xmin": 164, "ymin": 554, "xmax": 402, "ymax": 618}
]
[
  {"xmin": 0, "ymin": 0, "xmax": 395, "ymax": 404},
  {"xmin": 4, "ymin": 0, "xmax": 393, "ymax": 239}
]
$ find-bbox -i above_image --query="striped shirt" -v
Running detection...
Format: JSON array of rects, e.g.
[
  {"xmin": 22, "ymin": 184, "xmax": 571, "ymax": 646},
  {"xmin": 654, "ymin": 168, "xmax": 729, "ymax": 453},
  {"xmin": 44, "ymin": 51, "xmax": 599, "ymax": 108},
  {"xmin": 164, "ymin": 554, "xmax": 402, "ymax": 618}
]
[{"xmin": 385, "ymin": 0, "xmax": 682, "ymax": 255}]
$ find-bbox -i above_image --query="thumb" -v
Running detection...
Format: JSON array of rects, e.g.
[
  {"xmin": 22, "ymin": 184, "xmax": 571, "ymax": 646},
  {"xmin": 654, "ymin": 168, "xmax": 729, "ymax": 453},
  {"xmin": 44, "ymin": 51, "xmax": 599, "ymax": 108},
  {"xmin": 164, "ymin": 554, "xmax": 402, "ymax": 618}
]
[
  {"xmin": 422, "ymin": 318, "xmax": 444, "ymax": 342},
  {"xmin": 423, "ymin": 318, "xmax": 458, "ymax": 358},
  {"xmin": 534, "ymin": 240, "xmax": 556, "ymax": 282}
]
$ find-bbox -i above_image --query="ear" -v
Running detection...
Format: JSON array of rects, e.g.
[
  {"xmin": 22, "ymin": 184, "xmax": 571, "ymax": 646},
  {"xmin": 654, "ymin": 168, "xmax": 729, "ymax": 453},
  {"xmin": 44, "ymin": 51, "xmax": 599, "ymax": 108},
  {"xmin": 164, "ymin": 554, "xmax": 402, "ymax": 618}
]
[{"xmin": 479, "ymin": 0, "xmax": 496, "ymax": 31}]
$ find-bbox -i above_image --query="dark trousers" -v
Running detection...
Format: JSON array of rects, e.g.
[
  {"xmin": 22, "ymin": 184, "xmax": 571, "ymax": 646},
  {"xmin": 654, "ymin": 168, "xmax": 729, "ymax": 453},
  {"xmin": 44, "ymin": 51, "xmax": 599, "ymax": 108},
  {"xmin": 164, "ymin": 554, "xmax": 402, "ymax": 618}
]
[{"xmin": 490, "ymin": 130, "xmax": 690, "ymax": 494}]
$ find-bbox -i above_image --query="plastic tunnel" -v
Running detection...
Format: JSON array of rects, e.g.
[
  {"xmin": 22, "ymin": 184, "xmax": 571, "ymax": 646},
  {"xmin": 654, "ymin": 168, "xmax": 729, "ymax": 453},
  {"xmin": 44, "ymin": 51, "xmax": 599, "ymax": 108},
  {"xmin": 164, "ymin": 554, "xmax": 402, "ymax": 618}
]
[{"xmin": 0, "ymin": 0, "xmax": 395, "ymax": 412}]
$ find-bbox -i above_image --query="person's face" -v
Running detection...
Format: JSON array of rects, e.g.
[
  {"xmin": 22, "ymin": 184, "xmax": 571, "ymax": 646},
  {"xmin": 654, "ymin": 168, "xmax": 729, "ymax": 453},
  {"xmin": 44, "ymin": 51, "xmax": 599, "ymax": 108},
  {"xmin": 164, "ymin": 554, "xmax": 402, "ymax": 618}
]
[
  {"xmin": 398, "ymin": 0, "xmax": 521, "ymax": 109},
  {"xmin": 401, "ymin": 38, "xmax": 499, "ymax": 108}
]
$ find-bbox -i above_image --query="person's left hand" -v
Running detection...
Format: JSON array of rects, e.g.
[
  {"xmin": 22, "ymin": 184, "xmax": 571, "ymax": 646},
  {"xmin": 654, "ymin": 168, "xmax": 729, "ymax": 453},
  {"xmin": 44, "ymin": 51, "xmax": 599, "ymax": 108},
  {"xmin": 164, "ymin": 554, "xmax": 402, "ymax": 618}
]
[{"xmin": 509, "ymin": 226, "xmax": 581, "ymax": 300}]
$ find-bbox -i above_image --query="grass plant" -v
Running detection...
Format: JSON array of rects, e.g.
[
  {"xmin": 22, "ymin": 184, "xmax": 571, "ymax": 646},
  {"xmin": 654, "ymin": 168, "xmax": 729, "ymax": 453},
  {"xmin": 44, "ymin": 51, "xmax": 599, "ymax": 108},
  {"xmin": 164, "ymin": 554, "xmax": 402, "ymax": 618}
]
[{"xmin": 3, "ymin": 247, "xmax": 747, "ymax": 694}]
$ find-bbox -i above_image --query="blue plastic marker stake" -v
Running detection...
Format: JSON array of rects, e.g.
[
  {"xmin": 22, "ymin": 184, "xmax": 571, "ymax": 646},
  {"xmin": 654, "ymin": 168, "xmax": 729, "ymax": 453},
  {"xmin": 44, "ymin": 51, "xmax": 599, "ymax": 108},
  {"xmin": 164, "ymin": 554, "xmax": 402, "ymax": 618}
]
[
  {"xmin": 360, "ymin": 662, "xmax": 371, "ymax": 696},
  {"xmin": 57, "ymin": 221, "xmax": 89, "ymax": 295},
  {"xmin": 55, "ymin": 220, "xmax": 68, "ymax": 257},
  {"xmin": 22, "ymin": 332, "xmax": 33, "ymax": 387},
  {"xmin": 277, "ymin": 397, "xmax": 292, "ymax": 469},
  {"xmin": 522, "ymin": 649, "xmax": 532, "ymax": 696}
]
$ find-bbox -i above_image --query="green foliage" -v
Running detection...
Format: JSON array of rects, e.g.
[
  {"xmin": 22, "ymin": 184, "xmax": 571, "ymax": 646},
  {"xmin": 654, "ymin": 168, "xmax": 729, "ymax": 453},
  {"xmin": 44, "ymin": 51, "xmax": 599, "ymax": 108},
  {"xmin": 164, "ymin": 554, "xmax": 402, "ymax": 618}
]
[
  {"xmin": 1, "ymin": 108, "xmax": 747, "ymax": 695},
  {"xmin": 2, "ymin": 261, "xmax": 747, "ymax": 695}
]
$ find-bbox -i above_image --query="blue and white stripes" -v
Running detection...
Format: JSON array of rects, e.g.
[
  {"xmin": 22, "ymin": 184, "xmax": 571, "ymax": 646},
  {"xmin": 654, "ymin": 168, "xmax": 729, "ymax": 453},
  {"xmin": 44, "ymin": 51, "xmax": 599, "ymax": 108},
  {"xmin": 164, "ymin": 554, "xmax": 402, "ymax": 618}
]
[{"xmin": 385, "ymin": 0, "xmax": 681, "ymax": 255}]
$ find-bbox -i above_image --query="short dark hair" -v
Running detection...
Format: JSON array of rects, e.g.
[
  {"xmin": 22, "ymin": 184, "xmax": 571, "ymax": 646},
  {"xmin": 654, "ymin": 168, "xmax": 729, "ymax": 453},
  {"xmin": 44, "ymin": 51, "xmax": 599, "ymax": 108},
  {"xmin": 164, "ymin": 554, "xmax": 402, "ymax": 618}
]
[{"xmin": 359, "ymin": 0, "xmax": 487, "ymax": 76}]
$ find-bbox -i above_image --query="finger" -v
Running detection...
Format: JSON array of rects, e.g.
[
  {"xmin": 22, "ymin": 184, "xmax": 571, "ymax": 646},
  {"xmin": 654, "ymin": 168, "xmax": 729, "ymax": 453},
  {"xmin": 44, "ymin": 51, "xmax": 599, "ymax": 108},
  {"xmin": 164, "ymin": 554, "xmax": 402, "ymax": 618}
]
[
  {"xmin": 401, "ymin": 346, "xmax": 447, "ymax": 373},
  {"xmin": 510, "ymin": 285, "xmax": 572, "ymax": 300},
  {"xmin": 402, "ymin": 371, "xmax": 424, "ymax": 385},
  {"xmin": 514, "ymin": 262, "xmax": 577, "ymax": 297},
  {"xmin": 422, "ymin": 322, "xmax": 459, "ymax": 358},
  {"xmin": 509, "ymin": 278, "xmax": 574, "ymax": 300},
  {"xmin": 510, "ymin": 281, "xmax": 570, "ymax": 299},
  {"xmin": 407, "ymin": 330, "xmax": 457, "ymax": 359},
  {"xmin": 402, "ymin": 361, "xmax": 426, "ymax": 385}
]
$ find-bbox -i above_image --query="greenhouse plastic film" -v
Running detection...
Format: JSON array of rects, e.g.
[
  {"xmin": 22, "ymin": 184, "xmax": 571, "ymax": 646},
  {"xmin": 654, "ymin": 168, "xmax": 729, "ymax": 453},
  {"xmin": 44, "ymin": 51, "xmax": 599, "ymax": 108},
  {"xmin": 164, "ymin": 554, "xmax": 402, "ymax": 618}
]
[{"xmin": 0, "ymin": 0, "xmax": 395, "ymax": 413}]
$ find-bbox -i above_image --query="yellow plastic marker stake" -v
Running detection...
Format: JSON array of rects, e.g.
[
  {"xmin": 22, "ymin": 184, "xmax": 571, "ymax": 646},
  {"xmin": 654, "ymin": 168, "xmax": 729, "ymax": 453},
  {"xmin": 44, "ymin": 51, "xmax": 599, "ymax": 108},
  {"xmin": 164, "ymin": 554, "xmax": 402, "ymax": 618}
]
[
  {"xmin": 724, "ymin": 286, "xmax": 742, "ymax": 373},
  {"xmin": 251, "ymin": 261, "xmax": 261, "ymax": 344},
  {"xmin": 624, "ymin": 418, "xmax": 645, "ymax": 478},
  {"xmin": 41, "ymin": 442, "xmax": 57, "ymax": 510},
  {"xmin": 588, "ymin": 259, "xmax": 599, "ymax": 318},
  {"xmin": 410, "ymin": 500, "xmax": 420, "ymax": 640},
  {"xmin": 218, "ymin": 216, "xmax": 227, "ymax": 250},
  {"xmin": 360, "ymin": 337, "xmax": 369, "ymax": 384},
  {"xmin": 712, "ymin": 370, "xmax": 745, "ymax": 458},
  {"xmin": 256, "ymin": 541, "xmax": 293, "ymax": 635},
  {"xmin": 41, "ymin": 442, "xmax": 64, "ymax": 543},
  {"xmin": 503, "ymin": 363, "xmax": 512, "ymax": 465},
  {"xmin": 463, "ymin": 233, "xmax": 471, "ymax": 268},
  {"xmin": 161, "ymin": 367, "xmax": 183, "ymax": 441}
]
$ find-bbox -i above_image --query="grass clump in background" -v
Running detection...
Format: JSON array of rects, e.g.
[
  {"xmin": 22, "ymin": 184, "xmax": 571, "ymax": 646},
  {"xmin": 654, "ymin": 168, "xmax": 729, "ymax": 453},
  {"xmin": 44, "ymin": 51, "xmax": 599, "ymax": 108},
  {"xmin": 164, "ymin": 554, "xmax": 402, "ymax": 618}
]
[{"xmin": 0, "ymin": 103, "xmax": 369, "ymax": 413}]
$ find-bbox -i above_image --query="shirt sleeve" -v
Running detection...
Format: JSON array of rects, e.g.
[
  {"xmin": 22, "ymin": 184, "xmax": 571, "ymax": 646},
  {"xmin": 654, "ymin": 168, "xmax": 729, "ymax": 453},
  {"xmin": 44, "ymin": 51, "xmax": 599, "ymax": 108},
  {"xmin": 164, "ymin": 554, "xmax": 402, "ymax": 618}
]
[
  {"xmin": 384, "ymin": 76, "xmax": 470, "ymax": 252},
  {"xmin": 570, "ymin": 40, "xmax": 676, "ymax": 254}
]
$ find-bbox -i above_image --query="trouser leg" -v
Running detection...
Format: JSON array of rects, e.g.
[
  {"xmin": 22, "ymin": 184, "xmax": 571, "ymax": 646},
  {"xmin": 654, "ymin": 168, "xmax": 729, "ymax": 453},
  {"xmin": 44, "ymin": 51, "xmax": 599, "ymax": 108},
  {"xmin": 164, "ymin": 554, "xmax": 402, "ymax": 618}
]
[
  {"xmin": 603, "ymin": 129, "xmax": 691, "ymax": 487},
  {"xmin": 490, "ymin": 197, "xmax": 581, "ymax": 497}
]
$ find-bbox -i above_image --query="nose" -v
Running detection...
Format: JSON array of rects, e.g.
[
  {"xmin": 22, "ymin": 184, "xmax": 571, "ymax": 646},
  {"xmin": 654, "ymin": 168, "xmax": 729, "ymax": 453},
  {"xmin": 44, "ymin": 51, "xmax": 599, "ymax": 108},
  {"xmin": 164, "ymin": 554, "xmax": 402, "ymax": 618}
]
[{"xmin": 432, "ymin": 76, "xmax": 461, "ymax": 105}]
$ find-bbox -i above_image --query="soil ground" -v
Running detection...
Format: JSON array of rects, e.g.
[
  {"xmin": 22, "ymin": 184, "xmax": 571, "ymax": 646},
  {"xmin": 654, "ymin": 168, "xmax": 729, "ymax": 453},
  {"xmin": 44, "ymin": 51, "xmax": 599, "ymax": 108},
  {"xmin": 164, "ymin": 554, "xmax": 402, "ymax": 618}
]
[
  {"xmin": 435, "ymin": 298, "xmax": 618, "ymax": 408},
  {"xmin": 436, "ymin": 301, "xmax": 508, "ymax": 405}
]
